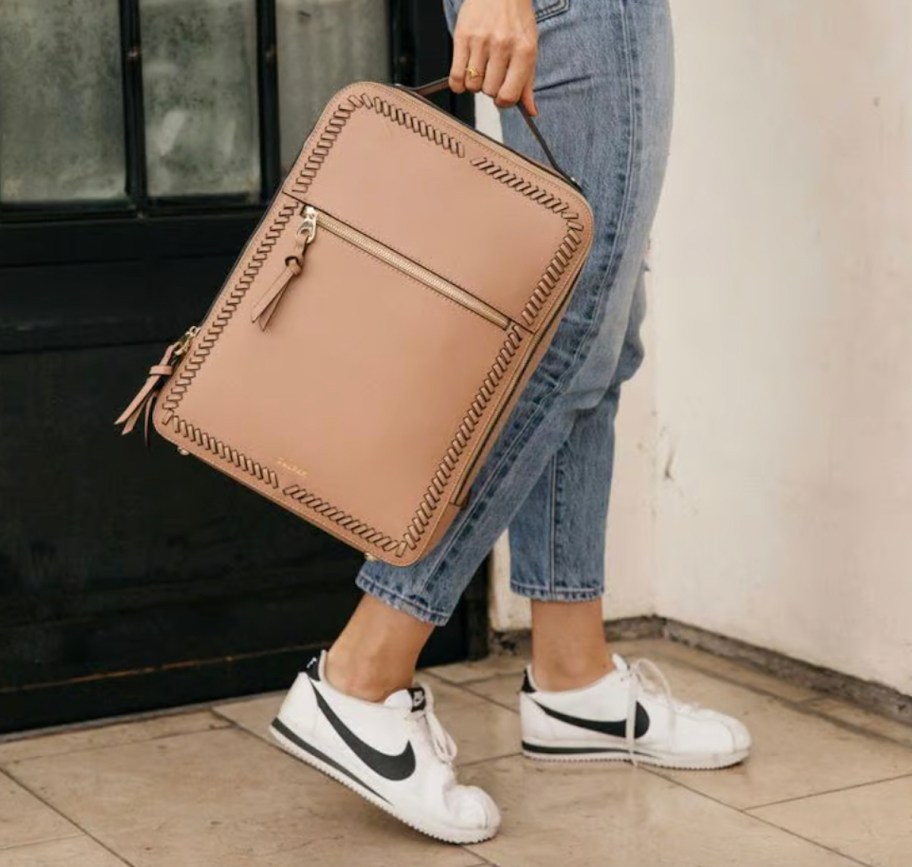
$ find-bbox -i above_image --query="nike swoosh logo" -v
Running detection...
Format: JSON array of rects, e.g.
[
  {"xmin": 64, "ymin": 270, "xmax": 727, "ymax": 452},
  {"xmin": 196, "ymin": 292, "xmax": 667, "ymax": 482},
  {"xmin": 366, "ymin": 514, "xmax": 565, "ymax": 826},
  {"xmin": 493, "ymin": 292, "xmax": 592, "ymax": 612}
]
[
  {"xmin": 311, "ymin": 684, "xmax": 417, "ymax": 781},
  {"xmin": 532, "ymin": 699, "xmax": 650, "ymax": 739}
]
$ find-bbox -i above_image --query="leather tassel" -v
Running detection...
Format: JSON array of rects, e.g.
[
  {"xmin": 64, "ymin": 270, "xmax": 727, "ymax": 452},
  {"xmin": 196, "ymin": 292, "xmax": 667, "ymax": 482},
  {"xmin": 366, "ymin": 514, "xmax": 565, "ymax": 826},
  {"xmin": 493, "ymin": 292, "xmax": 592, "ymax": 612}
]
[
  {"xmin": 250, "ymin": 255, "xmax": 304, "ymax": 330},
  {"xmin": 114, "ymin": 342, "xmax": 180, "ymax": 446}
]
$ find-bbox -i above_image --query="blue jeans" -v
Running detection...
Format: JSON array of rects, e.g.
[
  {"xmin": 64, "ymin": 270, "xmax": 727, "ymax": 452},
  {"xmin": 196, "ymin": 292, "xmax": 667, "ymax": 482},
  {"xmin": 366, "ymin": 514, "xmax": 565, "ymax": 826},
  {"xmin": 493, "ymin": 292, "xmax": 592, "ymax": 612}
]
[{"xmin": 355, "ymin": 0, "xmax": 675, "ymax": 625}]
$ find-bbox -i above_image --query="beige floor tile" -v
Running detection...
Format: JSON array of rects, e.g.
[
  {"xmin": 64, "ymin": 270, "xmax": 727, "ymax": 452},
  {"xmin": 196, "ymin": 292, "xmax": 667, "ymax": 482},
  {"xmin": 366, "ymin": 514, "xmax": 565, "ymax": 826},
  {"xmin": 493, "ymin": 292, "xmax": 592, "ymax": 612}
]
[
  {"xmin": 641, "ymin": 660, "xmax": 912, "ymax": 809},
  {"xmin": 418, "ymin": 675, "xmax": 521, "ymax": 765},
  {"xmin": 6, "ymin": 727, "xmax": 479, "ymax": 867},
  {"xmin": 460, "ymin": 755, "xmax": 857, "ymax": 867},
  {"xmin": 805, "ymin": 697, "xmax": 912, "ymax": 748},
  {"xmin": 0, "ymin": 712, "xmax": 229, "ymax": 765},
  {"xmin": 211, "ymin": 692, "xmax": 282, "ymax": 737},
  {"xmin": 0, "ymin": 836, "xmax": 128, "ymax": 866},
  {"xmin": 425, "ymin": 653, "xmax": 529, "ymax": 685},
  {"xmin": 215, "ymin": 677, "xmax": 521, "ymax": 767},
  {"xmin": 623, "ymin": 638, "xmax": 821, "ymax": 703},
  {"xmin": 462, "ymin": 674, "xmax": 522, "ymax": 712},
  {"xmin": 751, "ymin": 774, "xmax": 912, "ymax": 867},
  {"xmin": 0, "ymin": 775, "xmax": 78, "ymax": 851}
]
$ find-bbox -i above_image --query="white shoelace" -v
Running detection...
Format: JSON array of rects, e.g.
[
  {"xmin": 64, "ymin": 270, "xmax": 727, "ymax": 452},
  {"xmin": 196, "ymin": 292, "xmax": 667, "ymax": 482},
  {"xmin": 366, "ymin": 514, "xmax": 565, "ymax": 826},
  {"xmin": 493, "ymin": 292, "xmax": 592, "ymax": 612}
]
[
  {"xmin": 413, "ymin": 683, "xmax": 458, "ymax": 764},
  {"xmin": 624, "ymin": 656, "xmax": 700, "ymax": 767}
]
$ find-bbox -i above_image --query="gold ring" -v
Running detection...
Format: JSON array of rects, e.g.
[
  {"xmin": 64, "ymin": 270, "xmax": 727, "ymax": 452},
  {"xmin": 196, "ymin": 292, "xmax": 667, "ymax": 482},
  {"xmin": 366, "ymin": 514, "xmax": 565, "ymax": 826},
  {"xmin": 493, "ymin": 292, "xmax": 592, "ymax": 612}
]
[{"xmin": 465, "ymin": 66, "xmax": 482, "ymax": 79}]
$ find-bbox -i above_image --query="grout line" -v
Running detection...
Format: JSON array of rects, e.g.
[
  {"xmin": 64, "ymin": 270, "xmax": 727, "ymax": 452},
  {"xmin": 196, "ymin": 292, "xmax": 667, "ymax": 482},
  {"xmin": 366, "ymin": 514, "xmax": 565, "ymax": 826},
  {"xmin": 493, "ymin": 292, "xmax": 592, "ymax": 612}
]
[
  {"xmin": 0, "ymin": 702, "xmax": 236, "ymax": 746},
  {"xmin": 210, "ymin": 706, "xmax": 247, "ymax": 727},
  {"xmin": 458, "ymin": 684, "xmax": 520, "ymax": 715},
  {"xmin": 461, "ymin": 853, "xmax": 500, "ymax": 866},
  {"xmin": 0, "ymin": 833, "xmax": 86, "ymax": 854},
  {"xmin": 640, "ymin": 767, "xmax": 872, "ymax": 867},
  {"xmin": 0, "ymin": 767, "xmax": 136, "ymax": 866},
  {"xmin": 426, "ymin": 669, "xmax": 527, "ymax": 689},
  {"xmin": 738, "ymin": 811, "xmax": 872, "ymax": 866},
  {"xmin": 459, "ymin": 751, "xmax": 521, "ymax": 768},
  {"xmin": 0, "ymin": 712, "xmax": 231, "ymax": 767},
  {"xmin": 744, "ymin": 770, "xmax": 912, "ymax": 812},
  {"xmin": 208, "ymin": 709, "xmax": 275, "ymax": 745}
]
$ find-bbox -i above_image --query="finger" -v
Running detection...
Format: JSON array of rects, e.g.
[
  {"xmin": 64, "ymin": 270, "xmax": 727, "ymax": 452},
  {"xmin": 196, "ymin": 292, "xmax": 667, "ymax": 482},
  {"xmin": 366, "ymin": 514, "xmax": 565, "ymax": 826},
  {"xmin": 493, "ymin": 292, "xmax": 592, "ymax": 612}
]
[
  {"xmin": 482, "ymin": 40, "xmax": 509, "ymax": 101},
  {"xmin": 497, "ymin": 48, "xmax": 536, "ymax": 111},
  {"xmin": 521, "ymin": 79, "xmax": 538, "ymax": 116},
  {"xmin": 464, "ymin": 39, "xmax": 489, "ymax": 93},
  {"xmin": 449, "ymin": 34, "xmax": 470, "ymax": 93}
]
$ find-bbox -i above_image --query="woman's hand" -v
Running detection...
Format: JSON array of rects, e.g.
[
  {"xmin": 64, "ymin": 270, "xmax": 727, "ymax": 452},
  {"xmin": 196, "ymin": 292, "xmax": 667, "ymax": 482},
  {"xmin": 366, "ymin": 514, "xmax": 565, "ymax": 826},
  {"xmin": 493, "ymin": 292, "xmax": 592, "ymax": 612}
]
[{"xmin": 448, "ymin": 0, "xmax": 539, "ymax": 116}]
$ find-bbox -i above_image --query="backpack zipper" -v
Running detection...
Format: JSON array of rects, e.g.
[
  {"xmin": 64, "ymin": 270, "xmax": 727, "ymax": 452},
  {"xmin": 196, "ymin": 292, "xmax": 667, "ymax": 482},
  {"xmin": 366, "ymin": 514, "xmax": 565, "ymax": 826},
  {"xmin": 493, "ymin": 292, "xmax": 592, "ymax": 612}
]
[{"xmin": 312, "ymin": 207, "xmax": 510, "ymax": 330}]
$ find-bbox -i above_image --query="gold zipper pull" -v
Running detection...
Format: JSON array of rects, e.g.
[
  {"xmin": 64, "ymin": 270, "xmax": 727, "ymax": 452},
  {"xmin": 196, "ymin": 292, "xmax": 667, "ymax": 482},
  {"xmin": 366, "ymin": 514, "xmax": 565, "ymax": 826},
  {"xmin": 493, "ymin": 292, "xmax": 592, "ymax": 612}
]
[
  {"xmin": 299, "ymin": 205, "xmax": 317, "ymax": 243},
  {"xmin": 172, "ymin": 325, "xmax": 200, "ymax": 358},
  {"xmin": 251, "ymin": 206, "xmax": 318, "ymax": 330}
]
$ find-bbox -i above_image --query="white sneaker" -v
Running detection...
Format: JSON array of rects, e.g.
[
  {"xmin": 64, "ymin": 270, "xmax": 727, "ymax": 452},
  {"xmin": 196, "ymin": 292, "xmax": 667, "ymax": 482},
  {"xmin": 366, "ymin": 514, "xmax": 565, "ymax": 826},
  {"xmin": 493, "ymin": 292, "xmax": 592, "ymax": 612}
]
[
  {"xmin": 520, "ymin": 653, "xmax": 751, "ymax": 769},
  {"xmin": 269, "ymin": 650, "xmax": 500, "ymax": 843}
]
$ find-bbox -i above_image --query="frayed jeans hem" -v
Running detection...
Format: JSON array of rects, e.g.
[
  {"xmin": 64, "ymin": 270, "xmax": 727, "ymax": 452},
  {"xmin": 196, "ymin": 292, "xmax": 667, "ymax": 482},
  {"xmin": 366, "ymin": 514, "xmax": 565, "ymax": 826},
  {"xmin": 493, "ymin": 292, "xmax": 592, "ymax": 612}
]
[
  {"xmin": 355, "ymin": 570, "xmax": 451, "ymax": 627},
  {"xmin": 510, "ymin": 582, "xmax": 604, "ymax": 603}
]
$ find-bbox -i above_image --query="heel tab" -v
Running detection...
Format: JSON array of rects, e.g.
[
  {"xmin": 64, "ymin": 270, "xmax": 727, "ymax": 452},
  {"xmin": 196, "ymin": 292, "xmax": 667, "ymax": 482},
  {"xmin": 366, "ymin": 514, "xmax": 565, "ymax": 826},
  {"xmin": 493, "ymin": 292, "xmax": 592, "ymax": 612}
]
[
  {"xmin": 521, "ymin": 668, "xmax": 536, "ymax": 694},
  {"xmin": 304, "ymin": 653, "xmax": 322, "ymax": 681}
]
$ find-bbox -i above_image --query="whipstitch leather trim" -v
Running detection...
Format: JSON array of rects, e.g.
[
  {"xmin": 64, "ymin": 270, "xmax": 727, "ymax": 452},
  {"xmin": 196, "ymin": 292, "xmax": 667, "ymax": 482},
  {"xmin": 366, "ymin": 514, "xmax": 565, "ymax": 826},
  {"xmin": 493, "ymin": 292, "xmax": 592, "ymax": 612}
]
[
  {"xmin": 156, "ymin": 201, "xmax": 296, "ymax": 494},
  {"xmin": 279, "ymin": 324, "xmax": 524, "ymax": 557},
  {"xmin": 170, "ymin": 416, "xmax": 280, "ymax": 488},
  {"xmin": 403, "ymin": 323, "xmax": 524, "ymax": 550},
  {"xmin": 160, "ymin": 200, "xmax": 299, "ymax": 418},
  {"xmin": 282, "ymin": 486, "xmax": 408, "ymax": 558},
  {"xmin": 470, "ymin": 156, "xmax": 586, "ymax": 328},
  {"xmin": 288, "ymin": 92, "xmax": 464, "ymax": 199}
]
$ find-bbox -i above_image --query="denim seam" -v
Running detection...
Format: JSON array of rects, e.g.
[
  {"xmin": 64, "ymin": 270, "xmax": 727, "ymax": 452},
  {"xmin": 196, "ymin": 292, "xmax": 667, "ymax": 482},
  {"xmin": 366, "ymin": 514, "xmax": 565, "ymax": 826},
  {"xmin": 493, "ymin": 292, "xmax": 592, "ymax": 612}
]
[
  {"xmin": 384, "ymin": 0, "xmax": 643, "ymax": 616},
  {"xmin": 548, "ymin": 454, "xmax": 558, "ymax": 595},
  {"xmin": 552, "ymin": 442, "xmax": 567, "ymax": 591}
]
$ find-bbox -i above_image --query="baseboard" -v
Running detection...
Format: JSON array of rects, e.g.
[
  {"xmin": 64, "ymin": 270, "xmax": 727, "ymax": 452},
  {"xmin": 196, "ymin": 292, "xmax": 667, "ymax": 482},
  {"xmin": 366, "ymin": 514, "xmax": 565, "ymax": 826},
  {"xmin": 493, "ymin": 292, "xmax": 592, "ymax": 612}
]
[{"xmin": 490, "ymin": 615, "xmax": 912, "ymax": 727}]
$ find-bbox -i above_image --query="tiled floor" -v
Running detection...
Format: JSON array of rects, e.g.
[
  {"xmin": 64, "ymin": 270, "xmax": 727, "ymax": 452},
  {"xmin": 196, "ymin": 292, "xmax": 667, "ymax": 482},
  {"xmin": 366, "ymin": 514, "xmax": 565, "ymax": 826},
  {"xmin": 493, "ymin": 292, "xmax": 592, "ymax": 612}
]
[{"xmin": 1, "ymin": 638, "xmax": 910, "ymax": 866}]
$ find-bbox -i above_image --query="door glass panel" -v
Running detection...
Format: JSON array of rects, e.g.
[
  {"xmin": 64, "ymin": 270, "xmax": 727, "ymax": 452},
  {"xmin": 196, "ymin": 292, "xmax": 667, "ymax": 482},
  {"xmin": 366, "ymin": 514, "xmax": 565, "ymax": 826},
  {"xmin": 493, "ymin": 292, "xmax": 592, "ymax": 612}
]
[
  {"xmin": 277, "ymin": 0, "xmax": 389, "ymax": 173},
  {"xmin": 0, "ymin": 0, "xmax": 126, "ymax": 205},
  {"xmin": 140, "ymin": 0, "xmax": 260, "ymax": 199}
]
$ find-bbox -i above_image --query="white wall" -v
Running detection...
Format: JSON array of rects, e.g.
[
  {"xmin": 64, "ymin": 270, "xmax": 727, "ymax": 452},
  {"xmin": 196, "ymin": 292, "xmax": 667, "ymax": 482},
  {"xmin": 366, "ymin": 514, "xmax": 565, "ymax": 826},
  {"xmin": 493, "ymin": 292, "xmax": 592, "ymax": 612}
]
[
  {"xmin": 484, "ymin": 0, "xmax": 912, "ymax": 697},
  {"xmin": 652, "ymin": 0, "xmax": 912, "ymax": 695}
]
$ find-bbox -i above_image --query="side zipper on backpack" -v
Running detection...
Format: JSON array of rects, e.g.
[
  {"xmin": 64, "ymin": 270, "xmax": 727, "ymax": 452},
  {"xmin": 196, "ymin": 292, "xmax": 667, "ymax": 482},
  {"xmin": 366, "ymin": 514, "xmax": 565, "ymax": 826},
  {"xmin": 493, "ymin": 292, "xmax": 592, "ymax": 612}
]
[{"xmin": 113, "ymin": 325, "xmax": 199, "ymax": 445}]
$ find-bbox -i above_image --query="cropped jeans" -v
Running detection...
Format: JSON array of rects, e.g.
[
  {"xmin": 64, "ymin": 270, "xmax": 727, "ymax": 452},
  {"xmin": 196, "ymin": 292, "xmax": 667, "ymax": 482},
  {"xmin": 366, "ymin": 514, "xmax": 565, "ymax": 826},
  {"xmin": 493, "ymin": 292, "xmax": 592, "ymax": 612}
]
[{"xmin": 356, "ymin": 0, "xmax": 675, "ymax": 625}]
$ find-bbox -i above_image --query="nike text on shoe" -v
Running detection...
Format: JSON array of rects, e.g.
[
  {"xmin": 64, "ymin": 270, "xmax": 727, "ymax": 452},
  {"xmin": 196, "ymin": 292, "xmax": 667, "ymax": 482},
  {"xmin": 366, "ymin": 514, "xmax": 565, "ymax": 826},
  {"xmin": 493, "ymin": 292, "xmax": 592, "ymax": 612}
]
[
  {"xmin": 520, "ymin": 653, "xmax": 751, "ymax": 770},
  {"xmin": 269, "ymin": 650, "xmax": 500, "ymax": 843}
]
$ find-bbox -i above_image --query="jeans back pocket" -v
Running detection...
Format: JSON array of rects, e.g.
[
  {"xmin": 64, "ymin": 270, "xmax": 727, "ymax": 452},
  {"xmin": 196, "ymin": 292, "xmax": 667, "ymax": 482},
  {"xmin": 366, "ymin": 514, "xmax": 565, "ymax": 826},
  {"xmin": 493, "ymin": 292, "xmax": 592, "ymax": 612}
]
[{"xmin": 533, "ymin": 0, "xmax": 571, "ymax": 23}]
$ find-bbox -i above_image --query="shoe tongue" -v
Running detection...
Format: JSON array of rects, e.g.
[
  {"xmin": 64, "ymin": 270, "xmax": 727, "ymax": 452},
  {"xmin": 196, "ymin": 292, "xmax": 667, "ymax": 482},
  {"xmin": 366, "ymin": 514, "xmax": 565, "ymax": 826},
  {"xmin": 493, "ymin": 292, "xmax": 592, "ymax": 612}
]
[{"xmin": 384, "ymin": 684, "xmax": 427, "ymax": 712}]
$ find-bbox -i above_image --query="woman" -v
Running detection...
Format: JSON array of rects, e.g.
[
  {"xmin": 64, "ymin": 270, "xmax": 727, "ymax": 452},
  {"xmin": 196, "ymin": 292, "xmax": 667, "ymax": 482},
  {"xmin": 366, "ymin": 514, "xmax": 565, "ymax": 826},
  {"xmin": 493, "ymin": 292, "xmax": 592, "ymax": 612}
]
[{"xmin": 271, "ymin": 0, "xmax": 750, "ymax": 843}]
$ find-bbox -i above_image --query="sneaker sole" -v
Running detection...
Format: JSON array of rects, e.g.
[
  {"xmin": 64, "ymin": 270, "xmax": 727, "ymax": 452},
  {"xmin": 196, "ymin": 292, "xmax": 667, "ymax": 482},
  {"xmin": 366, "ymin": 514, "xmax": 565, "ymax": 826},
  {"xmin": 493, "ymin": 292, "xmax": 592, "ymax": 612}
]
[
  {"xmin": 269, "ymin": 717, "xmax": 498, "ymax": 844},
  {"xmin": 521, "ymin": 740, "xmax": 749, "ymax": 770}
]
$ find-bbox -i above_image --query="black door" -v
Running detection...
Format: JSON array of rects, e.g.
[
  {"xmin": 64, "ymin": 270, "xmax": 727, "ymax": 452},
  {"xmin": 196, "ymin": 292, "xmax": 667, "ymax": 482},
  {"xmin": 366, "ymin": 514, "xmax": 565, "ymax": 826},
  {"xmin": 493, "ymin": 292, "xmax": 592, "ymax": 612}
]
[{"xmin": 0, "ymin": 0, "xmax": 485, "ymax": 734}]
